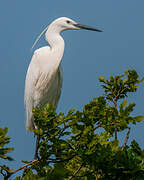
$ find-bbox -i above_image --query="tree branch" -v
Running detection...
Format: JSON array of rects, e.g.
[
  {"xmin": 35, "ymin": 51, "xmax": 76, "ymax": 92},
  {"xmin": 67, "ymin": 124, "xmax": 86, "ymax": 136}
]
[
  {"xmin": 4, "ymin": 160, "xmax": 39, "ymax": 179},
  {"xmin": 113, "ymin": 97, "xmax": 118, "ymax": 140},
  {"xmin": 122, "ymin": 127, "xmax": 130, "ymax": 148},
  {"xmin": 3, "ymin": 154, "xmax": 76, "ymax": 179},
  {"xmin": 67, "ymin": 164, "xmax": 83, "ymax": 180},
  {"xmin": 94, "ymin": 122, "xmax": 102, "ymax": 131},
  {"xmin": 48, "ymin": 154, "xmax": 76, "ymax": 163},
  {"xmin": 114, "ymin": 127, "xmax": 117, "ymax": 140}
]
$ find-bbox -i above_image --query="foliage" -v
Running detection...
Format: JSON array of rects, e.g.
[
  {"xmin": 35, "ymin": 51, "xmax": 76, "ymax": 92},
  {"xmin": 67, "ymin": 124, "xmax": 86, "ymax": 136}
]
[
  {"xmin": 1, "ymin": 69, "xmax": 144, "ymax": 180},
  {"xmin": 0, "ymin": 127, "xmax": 14, "ymax": 178}
]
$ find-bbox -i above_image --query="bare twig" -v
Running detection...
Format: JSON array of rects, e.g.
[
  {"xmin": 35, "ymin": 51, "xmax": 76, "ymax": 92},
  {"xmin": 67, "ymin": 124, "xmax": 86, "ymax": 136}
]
[
  {"xmin": 114, "ymin": 127, "xmax": 117, "ymax": 140},
  {"xmin": 11, "ymin": 159, "xmax": 39, "ymax": 174},
  {"xmin": 94, "ymin": 122, "xmax": 102, "ymax": 131},
  {"xmin": 34, "ymin": 135, "xmax": 40, "ymax": 160},
  {"xmin": 4, "ymin": 154, "xmax": 76, "ymax": 179},
  {"xmin": 4, "ymin": 159, "xmax": 39, "ymax": 179},
  {"xmin": 67, "ymin": 164, "xmax": 83, "ymax": 180},
  {"xmin": 113, "ymin": 97, "xmax": 118, "ymax": 140},
  {"xmin": 0, "ymin": 168, "xmax": 5, "ymax": 177},
  {"xmin": 49, "ymin": 154, "xmax": 76, "ymax": 163},
  {"xmin": 122, "ymin": 127, "xmax": 130, "ymax": 148},
  {"xmin": 22, "ymin": 167, "xmax": 28, "ymax": 178}
]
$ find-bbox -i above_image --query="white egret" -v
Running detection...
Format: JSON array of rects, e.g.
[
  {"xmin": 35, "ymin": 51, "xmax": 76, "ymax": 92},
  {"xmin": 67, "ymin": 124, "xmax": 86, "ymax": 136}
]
[{"xmin": 24, "ymin": 17, "xmax": 102, "ymax": 159}]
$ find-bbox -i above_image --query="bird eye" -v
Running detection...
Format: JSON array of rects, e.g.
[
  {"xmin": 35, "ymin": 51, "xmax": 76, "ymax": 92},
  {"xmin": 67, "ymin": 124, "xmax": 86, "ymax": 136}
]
[{"xmin": 66, "ymin": 20, "xmax": 71, "ymax": 24}]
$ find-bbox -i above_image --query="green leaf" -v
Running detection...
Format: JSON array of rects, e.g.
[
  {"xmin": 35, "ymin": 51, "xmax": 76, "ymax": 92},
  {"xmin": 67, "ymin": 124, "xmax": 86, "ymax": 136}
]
[
  {"xmin": 133, "ymin": 116, "xmax": 144, "ymax": 123},
  {"xmin": 123, "ymin": 78, "xmax": 127, "ymax": 83},
  {"xmin": 99, "ymin": 76, "xmax": 105, "ymax": 82},
  {"xmin": 122, "ymin": 99, "xmax": 127, "ymax": 107}
]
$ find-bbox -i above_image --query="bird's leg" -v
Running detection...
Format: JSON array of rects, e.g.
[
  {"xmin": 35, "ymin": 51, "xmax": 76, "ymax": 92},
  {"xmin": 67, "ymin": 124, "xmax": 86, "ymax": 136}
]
[{"xmin": 34, "ymin": 135, "xmax": 40, "ymax": 160}]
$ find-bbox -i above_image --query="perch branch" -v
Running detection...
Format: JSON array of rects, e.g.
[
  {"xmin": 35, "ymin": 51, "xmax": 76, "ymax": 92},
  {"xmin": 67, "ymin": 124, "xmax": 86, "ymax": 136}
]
[
  {"xmin": 4, "ymin": 159, "xmax": 39, "ymax": 179},
  {"xmin": 122, "ymin": 127, "xmax": 130, "ymax": 148}
]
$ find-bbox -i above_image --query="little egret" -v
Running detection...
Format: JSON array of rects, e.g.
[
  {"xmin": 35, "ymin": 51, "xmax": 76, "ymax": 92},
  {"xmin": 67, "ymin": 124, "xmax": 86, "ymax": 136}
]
[{"xmin": 24, "ymin": 17, "xmax": 102, "ymax": 159}]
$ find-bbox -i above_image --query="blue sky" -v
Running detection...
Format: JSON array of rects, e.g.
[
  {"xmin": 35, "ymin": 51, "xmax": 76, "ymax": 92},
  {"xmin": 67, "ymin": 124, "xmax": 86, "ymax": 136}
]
[{"xmin": 0, "ymin": 0, "xmax": 144, "ymax": 177}]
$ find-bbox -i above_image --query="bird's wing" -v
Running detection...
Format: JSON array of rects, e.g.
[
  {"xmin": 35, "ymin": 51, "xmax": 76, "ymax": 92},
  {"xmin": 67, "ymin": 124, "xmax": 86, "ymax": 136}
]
[
  {"xmin": 25, "ymin": 47, "xmax": 63, "ymax": 129},
  {"xmin": 54, "ymin": 64, "xmax": 63, "ymax": 107},
  {"xmin": 24, "ymin": 52, "xmax": 41, "ymax": 129},
  {"xmin": 33, "ymin": 63, "xmax": 63, "ymax": 108}
]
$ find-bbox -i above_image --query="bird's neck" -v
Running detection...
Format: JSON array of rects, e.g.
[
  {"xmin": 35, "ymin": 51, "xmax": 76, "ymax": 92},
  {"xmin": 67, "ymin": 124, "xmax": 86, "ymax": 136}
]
[
  {"xmin": 45, "ymin": 31, "xmax": 65, "ymax": 69},
  {"xmin": 46, "ymin": 28, "xmax": 65, "ymax": 48}
]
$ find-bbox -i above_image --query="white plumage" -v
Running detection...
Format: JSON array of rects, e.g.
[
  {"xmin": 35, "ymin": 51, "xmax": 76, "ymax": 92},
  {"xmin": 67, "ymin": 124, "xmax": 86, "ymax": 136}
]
[{"xmin": 24, "ymin": 17, "xmax": 102, "ymax": 130}]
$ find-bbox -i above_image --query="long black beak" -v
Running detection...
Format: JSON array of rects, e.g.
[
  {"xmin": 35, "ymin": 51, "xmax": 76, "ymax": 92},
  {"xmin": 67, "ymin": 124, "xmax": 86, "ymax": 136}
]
[{"xmin": 74, "ymin": 23, "xmax": 102, "ymax": 32}]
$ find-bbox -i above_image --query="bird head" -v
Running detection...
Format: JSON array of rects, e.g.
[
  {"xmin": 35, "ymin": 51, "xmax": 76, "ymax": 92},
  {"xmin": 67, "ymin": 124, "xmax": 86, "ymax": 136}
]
[
  {"xmin": 31, "ymin": 17, "xmax": 102, "ymax": 51},
  {"xmin": 49, "ymin": 17, "xmax": 102, "ymax": 33}
]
